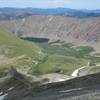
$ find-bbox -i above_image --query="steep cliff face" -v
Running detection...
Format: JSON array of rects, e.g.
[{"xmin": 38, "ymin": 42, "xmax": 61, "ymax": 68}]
[{"xmin": 0, "ymin": 15, "xmax": 100, "ymax": 43}]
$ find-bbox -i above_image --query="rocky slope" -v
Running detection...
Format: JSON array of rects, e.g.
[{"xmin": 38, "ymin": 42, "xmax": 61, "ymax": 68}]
[
  {"xmin": 0, "ymin": 15, "xmax": 100, "ymax": 51},
  {"xmin": 1, "ymin": 71, "xmax": 100, "ymax": 100}
]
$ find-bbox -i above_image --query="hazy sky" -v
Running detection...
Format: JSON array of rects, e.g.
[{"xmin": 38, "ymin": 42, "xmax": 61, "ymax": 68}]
[{"xmin": 0, "ymin": 0, "xmax": 100, "ymax": 10}]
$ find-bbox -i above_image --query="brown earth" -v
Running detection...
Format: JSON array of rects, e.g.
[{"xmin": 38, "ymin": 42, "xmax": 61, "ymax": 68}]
[{"xmin": 0, "ymin": 15, "xmax": 100, "ymax": 51}]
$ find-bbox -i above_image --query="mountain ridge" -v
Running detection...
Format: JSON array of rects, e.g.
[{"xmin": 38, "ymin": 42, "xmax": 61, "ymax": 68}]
[
  {"xmin": 0, "ymin": 15, "xmax": 100, "ymax": 51},
  {"xmin": 0, "ymin": 7, "xmax": 100, "ymax": 20}
]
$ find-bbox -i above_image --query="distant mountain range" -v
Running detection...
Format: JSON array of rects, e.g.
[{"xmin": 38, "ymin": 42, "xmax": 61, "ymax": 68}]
[{"xmin": 0, "ymin": 8, "xmax": 100, "ymax": 20}]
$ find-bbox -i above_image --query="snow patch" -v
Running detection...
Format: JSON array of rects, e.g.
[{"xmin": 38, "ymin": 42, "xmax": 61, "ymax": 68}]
[
  {"xmin": 0, "ymin": 93, "xmax": 8, "ymax": 100},
  {"xmin": 59, "ymin": 88, "xmax": 83, "ymax": 93},
  {"xmin": 71, "ymin": 66, "xmax": 87, "ymax": 77}
]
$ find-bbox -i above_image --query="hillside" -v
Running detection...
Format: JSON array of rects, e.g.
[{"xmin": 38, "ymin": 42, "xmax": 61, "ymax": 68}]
[
  {"xmin": 0, "ymin": 11, "xmax": 100, "ymax": 77},
  {"xmin": 1, "ymin": 27, "xmax": 100, "ymax": 77},
  {"xmin": 0, "ymin": 8, "xmax": 100, "ymax": 100},
  {"xmin": 0, "ymin": 27, "xmax": 45, "ymax": 76},
  {"xmin": 0, "ymin": 15, "xmax": 100, "ymax": 51}
]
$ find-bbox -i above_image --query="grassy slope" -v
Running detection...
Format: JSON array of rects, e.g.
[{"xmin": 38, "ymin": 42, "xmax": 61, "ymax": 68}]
[
  {"xmin": 30, "ymin": 42, "xmax": 92, "ymax": 75},
  {"xmin": 0, "ymin": 28, "xmax": 45, "ymax": 76},
  {"xmin": 0, "ymin": 28, "xmax": 42, "ymax": 57},
  {"xmin": 38, "ymin": 55, "xmax": 88, "ymax": 75},
  {"xmin": 0, "ymin": 28, "xmax": 100, "ymax": 77}
]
